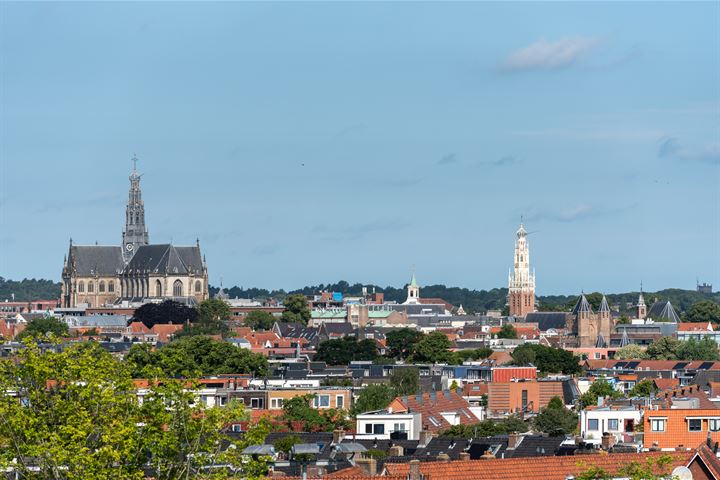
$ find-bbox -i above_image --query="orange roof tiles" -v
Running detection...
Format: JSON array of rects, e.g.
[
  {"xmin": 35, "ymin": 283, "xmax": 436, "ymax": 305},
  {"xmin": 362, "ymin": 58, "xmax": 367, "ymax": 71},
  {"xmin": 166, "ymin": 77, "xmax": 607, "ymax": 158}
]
[
  {"xmin": 383, "ymin": 450, "xmax": 698, "ymax": 480},
  {"xmin": 389, "ymin": 390, "xmax": 479, "ymax": 432}
]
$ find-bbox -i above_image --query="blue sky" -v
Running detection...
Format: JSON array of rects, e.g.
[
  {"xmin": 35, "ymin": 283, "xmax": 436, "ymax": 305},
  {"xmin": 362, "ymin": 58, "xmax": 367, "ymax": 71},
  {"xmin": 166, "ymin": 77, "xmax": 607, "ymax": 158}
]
[{"xmin": 1, "ymin": 2, "xmax": 718, "ymax": 295}]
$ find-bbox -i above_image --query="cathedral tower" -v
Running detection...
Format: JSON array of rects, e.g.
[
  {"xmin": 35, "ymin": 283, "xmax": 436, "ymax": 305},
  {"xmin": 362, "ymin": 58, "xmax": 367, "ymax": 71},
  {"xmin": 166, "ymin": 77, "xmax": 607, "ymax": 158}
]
[
  {"xmin": 508, "ymin": 222, "xmax": 536, "ymax": 317},
  {"xmin": 121, "ymin": 155, "xmax": 149, "ymax": 262}
]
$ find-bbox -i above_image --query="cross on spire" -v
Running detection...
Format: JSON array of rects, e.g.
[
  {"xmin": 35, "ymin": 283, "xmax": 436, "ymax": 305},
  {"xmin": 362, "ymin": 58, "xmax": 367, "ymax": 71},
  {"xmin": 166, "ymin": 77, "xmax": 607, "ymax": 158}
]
[{"xmin": 131, "ymin": 154, "xmax": 138, "ymax": 172}]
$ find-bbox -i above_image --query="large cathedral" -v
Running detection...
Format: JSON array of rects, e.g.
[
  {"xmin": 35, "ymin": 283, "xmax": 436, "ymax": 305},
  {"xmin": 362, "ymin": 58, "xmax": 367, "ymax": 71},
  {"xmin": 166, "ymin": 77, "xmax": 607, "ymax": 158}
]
[{"xmin": 61, "ymin": 157, "xmax": 209, "ymax": 308}]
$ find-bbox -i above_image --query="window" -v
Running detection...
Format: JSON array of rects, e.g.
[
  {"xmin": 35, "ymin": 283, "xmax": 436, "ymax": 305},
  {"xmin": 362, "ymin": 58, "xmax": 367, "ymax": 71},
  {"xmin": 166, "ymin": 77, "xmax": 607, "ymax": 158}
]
[
  {"xmin": 173, "ymin": 280, "xmax": 183, "ymax": 297},
  {"xmin": 365, "ymin": 424, "xmax": 373, "ymax": 434},
  {"xmin": 250, "ymin": 398, "xmax": 264, "ymax": 409},
  {"xmin": 314, "ymin": 395, "xmax": 330, "ymax": 408},
  {"xmin": 651, "ymin": 419, "xmax": 666, "ymax": 432},
  {"xmin": 393, "ymin": 423, "xmax": 406, "ymax": 432},
  {"xmin": 607, "ymin": 419, "xmax": 619, "ymax": 431},
  {"xmin": 373, "ymin": 424, "xmax": 385, "ymax": 434},
  {"xmin": 271, "ymin": 398, "xmax": 284, "ymax": 409},
  {"xmin": 710, "ymin": 419, "xmax": 720, "ymax": 432},
  {"xmin": 195, "ymin": 280, "xmax": 202, "ymax": 293},
  {"xmin": 108, "ymin": 281, "xmax": 114, "ymax": 293},
  {"xmin": 78, "ymin": 281, "xmax": 85, "ymax": 293},
  {"xmin": 88, "ymin": 282, "xmax": 94, "ymax": 293},
  {"xmin": 587, "ymin": 419, "xmax": 599, "ymax": 431},
  {"xmin": 232, "ymin": 424, "xmax": 242, "ymax": 433},
  {"xmin": 219, "ymin": 397, "xmax": 227, "ymax": 406},
  {"xmin": 99, "ymin": 281, "xmax": 105, "ymax": 293},
  {"xmin": 689, "ymin": 419, "xmax": 702, "ymax": 432},
  {"xmin": 428, "ymin": 416, "xmax": 440, "ymax": 427},
  {"xmin": 155, "ymin": 280, "xmax": 162, "ymax": 297},
  {"xmin": 336, "ymin": 395, "xmax": 344, "ymax": 408},
  {"xmin": 521, "ymin": 390, "xmax": 528, "ymax": 409}
]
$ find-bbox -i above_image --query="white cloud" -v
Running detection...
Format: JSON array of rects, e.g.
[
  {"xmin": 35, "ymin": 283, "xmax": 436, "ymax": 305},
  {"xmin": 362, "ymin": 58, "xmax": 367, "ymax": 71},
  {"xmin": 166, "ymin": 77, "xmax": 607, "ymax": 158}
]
[{"xmin": 501, "ymin": 37, "xmax": 600, "ymax": 72}]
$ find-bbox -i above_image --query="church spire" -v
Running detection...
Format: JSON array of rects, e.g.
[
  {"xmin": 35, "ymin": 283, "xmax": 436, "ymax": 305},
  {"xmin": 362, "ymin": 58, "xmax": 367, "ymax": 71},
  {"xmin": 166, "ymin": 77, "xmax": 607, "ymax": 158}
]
[
  {"xmin": 508, "ymin": 221, "xmax": 535, "ymax": 317},
  {"xmin": 122, "ymin": 154, "xmax": 149, "ymax": 261}
]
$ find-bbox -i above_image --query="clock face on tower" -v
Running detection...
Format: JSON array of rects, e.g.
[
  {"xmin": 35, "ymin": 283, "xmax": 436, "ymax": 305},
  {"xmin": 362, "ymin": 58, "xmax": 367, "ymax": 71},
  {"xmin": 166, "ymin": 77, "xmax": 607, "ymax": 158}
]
[{"xmin": 125, "ymin": 243, "xmax": 134, "ymax": 252}]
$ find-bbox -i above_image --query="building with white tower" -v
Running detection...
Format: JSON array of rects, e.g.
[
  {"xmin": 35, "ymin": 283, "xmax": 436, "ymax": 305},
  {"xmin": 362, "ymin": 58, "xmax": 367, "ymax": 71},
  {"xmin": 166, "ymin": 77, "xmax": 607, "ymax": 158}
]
[{"xmin": 507, "ymin": 222, "xmax": 536, "ymax": 318}]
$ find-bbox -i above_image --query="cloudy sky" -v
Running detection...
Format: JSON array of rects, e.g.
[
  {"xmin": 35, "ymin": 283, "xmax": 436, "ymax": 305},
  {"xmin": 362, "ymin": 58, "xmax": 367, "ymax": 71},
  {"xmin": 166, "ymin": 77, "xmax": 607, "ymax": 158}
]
[{"xmin": 1, "ymin": 2, "xmax": 718, "ymax": 295}]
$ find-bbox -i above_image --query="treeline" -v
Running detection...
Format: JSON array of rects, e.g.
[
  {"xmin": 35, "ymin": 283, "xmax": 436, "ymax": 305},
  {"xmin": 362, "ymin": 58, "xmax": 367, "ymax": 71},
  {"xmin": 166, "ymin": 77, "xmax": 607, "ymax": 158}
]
[
  {"xmin": 211, "ymin": 280, "xmax": 719, "ymax": 314},
  {"xmin": 0, "ymin": 277, "xmax": 62, "ymax": 302}
]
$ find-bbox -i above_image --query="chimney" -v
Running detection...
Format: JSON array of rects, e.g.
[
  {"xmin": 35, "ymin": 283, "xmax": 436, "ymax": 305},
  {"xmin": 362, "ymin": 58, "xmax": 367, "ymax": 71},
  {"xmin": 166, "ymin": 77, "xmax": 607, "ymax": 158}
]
[
  {"xmin": 437, "ymin": 453, "xmax": 450, "ymax": 462},
  {"xmin": 507, "ymin": 432, "xmax": 523, "ymax": 449},
  {"xmin": 306, "ymin": 466, "xmax": 324, "ymax": 478},
  {"xmin": 601, "ymin": 433, "xmax": 615, "ymax": 451},
  {"xmin": 481, "ymin": 449, "xmax": 496, "ymax": 460},
  {"xmin": 355, "ymin": 457, "xmax": 377, "ymax": 476},
  {"xmin": 388, "ymin": 445, "xmax": 404, "ymax": 457},
  {"xmin": 409, "ymin": 460, "xmax": 421, "ymax": 480},
  {"xmin": 419, "ymin": 429, "xmax": 434, "ymax": 447},
  {"xmin": 332, "ymin": 429, "xmax": 346, "ymax": 445},
  {"xmin": 459, "ymin": 452, "xmax": 471, "ymax": 461}
]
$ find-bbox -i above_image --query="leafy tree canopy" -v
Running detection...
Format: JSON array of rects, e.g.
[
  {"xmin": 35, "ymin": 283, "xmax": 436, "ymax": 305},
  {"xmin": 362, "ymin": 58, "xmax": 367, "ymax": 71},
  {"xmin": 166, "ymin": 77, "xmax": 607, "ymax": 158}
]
[
  {"xmin": 410, "ymin": 332, "xmax": 454, "ymax": 363},
  {"xmin": 389, "ymin": 368, "xmax": 420, "ymax": 396},
  {"xmin": 280, "ymin": 294, "xmax": 311, "ymax": 325},
  {"xmin": 497, "ymin": 324, "xmax": 518, "ymax": 339},
  {"xmin": 440, "ymin": 415, "xmax": 528, "ymax": 437},
  {"xmin": 645, "ymin": 336, "xmax": 682, "ymax": 360},
  {"xmin": 351, "ymin": 384, "xmax": 395, "ymax": 416},
  {"xmin": 244, "ymin": 311, "xmax": 276, "ymax": 331},
  {"xmin": 614, "ymin": 344, "xmax": 648, "ymax": 360},
  {"xmin": 629, "ymin": 378, "xmax": 655, "ymax": 397},
  {"xmin": 0, "ymin": 277, "xmax": 61, "ymax": 302},
  {"xmin": 127, "ymin": 335, "xmax": 269, "ymax": 378},
  {"xmin": 0, "ymin": 340, "xmax": 268, "ymax": 479},
  {"xmin": 676, "ymin": 337, "xmax": 720, "ymax": 361},
  {"xmin": 684, "ymin": 300, "xmax": 720, "ymax": 323},
  {"xmin": 385, "ymin": 328, "xmax": 425, "ymax": 359},
  {"xmin": 132, "ymin": 300, "xmax": 198, "ymax": 328},
  {"xmin": 511, "ymin": 344, "xmax": 581, "ymax": 375},
  {"xmin": 16, "ymin": 316, "xmax": 68, "ymax": 340},
  {"xmin": 533, "ymin": 396, "xmax": 577, "ymax": 436},
  {"xmin": 314, "ymin": 337, "xmax": 379, "ymax": 365},
  {"xmin": 579, "ymin": 379, "xmax": 622, "ymax": 409},
  {"xmin": 281, "ymin": 394, "xmax": 350, "ymax": 432}
]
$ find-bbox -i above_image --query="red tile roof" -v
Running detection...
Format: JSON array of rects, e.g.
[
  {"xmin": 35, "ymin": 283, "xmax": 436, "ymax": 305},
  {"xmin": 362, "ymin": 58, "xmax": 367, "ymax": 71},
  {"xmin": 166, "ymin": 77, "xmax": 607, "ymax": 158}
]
[
  {"xmin": 384, "ymin": 450, "xmax": 699, "ymax": 480},
  {"xmin": 388, "ymin": 390, "xmax": 479, "ymax": 432},
  {"xmin": 678, "ymin": 322, "xmax": 714, "ymax": 332}
]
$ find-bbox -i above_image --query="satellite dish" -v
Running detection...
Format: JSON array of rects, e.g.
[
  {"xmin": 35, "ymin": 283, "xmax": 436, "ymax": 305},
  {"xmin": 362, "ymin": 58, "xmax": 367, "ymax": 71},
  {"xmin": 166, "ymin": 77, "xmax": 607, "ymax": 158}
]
[{"xmin": 671, "ymin": 466, "xmax": 693, "ymax": 480}]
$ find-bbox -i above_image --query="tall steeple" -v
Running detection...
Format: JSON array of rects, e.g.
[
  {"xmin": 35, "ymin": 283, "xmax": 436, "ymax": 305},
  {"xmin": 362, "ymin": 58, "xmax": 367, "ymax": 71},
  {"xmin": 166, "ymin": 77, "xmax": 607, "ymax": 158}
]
[
  {"xmin": 404, "ymin": 270, "xmax": 420, "ymax": 305},
  {"xmin": 508, "ymin": 221, "xmax": 536, "ymax": 317},
  {"xmin": 122, "ymin": 154, "xmax": 149, "ymax": 262},
  {"xmin": 636, "ymin": 282, "xmax": 647, "ymax": 320}
]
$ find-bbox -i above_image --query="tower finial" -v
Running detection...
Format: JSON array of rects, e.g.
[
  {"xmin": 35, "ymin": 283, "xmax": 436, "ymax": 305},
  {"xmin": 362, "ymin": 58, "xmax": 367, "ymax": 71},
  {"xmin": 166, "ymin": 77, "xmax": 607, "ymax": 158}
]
[
  {"xmin": 520, "ymin": 214, "xmax": 524, "ymax": 226},
  {"xmin": 132, "ymin": 154, "xmax": 138, "ymax": 172}
]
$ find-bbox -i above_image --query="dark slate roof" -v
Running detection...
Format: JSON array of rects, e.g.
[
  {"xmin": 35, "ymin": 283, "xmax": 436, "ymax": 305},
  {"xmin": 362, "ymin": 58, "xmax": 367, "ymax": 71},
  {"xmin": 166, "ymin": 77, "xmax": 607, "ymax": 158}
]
[
  {"xmin": 599, "ymin": 296, "xmax": 610, "ymax": 313},
  {"xmin": 690, "ymin": 370, "xmax": 720, "ymax": 389},
  {"xmin": 70, "ymin": 246, "xmax": 124, "ymax": 276},
  {"xmin": 124, "ymin": 244, "xmax": 203, "ymax": 275},
  {"xmin": 572, "ymin": 295, "xmax": 593, "ymax": 315},
  {"xmin": 647, "ymin": 300, "xmax": 680, "ymax": 323},
  {"xmin": 526, "ymin": 312, "xmax": 569, "ymax": 331},
  {"xmin": 508, "ymin": 435, "xmax": 567, "ymax": 457}
]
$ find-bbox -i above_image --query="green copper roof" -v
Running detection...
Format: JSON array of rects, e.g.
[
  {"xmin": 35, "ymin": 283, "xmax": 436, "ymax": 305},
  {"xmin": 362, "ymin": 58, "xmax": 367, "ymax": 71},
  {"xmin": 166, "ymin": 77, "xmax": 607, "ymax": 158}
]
[{"xmin": 409, "ymin": 272, "xmax": 418, "ymax": 287}]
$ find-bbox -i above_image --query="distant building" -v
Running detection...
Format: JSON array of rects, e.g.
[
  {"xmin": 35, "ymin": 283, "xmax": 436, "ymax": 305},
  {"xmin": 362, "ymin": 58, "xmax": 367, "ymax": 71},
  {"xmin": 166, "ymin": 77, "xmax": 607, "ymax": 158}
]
[
  {"xmin": 61, "ymin": 157, "xmax": 209, "ymax": 308},
  {"xmin": 507, "ymin": 222, "xmax": 535, "ymax": 318},
  {"xmin": 698, "ymin": 282, "xmax": 713, "ymax": 294}
]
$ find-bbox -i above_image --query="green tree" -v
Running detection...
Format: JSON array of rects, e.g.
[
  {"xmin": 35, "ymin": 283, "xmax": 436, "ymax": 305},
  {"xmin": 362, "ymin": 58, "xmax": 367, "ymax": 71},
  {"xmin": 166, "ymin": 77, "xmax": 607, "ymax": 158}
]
[
  {"xmin": 629, "ymin": 378, "xmax": 655, "ymax": 397},
  {"xmin": 533, "ymin": 396, "xmax": 578, "ymax": 436},
  {"xmin": 314, "ymin": 337, "xmax": 379, "ymax": 365},
  {"xmin": 411, "ymin": 331, "xmax": 453, "ymax": 363},
  {"xmin": 684, "ymin": 300, "xmax": 720, "ymax": 323},
  {"xmin": 280, "ymin": 294, "xmax": 311, "ymax": 325},
  {"xmin": 197, "ymin": 297, "xmax": 232, "ymax": 323},
  {"xmin": 0, "ymin": 341, "xmax": 266, "ymax": 480},
  {"xmin": 132, "ymin": 300, "xmax": 198, "ymax": 328},
  {"xmin": 16, "ymin": 316, "xmax": 68, "ymax": 340},
  {"xmin": 385, "ymin": 328, "xmax": 425, "ymax": 359},
  {"xmin": 351, "ymin": 384, "xmax": 395, "ymax": 416},
  {"xmin": 244, "ymin": 310, "xmax": 276, "ymax": 331},
  {"xmin": 127, "ymin": 336, "xmax": 269, "ymax": 378},
  {"xmin": 511, "ymin": 344, "xmax": 581, "ymax": 375},
  {"xmin": 497, "ymin": 324, "xmax": 518, "ymax": 339},
  {"xmin": 645, "ymin": 337, "xmax": 682, "ymax": 360},
  {"xmin": 273, "ymin": 435, "xmax": 302, "ymax": 455},
  {"xmin": 676, "ymin": 337, "xmax": 720, "ymax": 361},
  {"xmin": 440, "ymin": 415, "xmax": 528, "ymax": 437},
  {"xmin": 281, "ymin": 394, "xmax": 350, "ymax": 432},
  {"xmin": 579, "ymin": 379, "xmax": 621, "ymax": 409},
  {"xmin": 390, "ymin": 368, "xmax": 420, "ymax": 396},
  {"xmin": 614, "ymin": 344, "xmax": 648, "ymax": 360}
]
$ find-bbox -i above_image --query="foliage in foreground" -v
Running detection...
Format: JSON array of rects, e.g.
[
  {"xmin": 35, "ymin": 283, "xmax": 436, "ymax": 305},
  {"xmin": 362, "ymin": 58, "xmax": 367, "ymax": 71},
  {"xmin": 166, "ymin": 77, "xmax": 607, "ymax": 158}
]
[{"xmin": 0, "ymin": 340, "xmax": 270, "ymax": 479}]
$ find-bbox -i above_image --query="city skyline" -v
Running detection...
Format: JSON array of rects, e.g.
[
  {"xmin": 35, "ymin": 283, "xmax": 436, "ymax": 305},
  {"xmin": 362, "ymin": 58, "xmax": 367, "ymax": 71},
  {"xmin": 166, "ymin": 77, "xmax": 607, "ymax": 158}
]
[{"xmin": 1, "ymin": 2, "xmax": 718, "ymax": 294}]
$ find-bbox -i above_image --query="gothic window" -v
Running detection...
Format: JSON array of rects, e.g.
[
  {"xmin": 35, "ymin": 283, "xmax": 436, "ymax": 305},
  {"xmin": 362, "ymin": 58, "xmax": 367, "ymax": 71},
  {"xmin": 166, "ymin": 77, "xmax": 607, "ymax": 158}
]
[
  {"xmin": 78, "ymin": 281, "xmax": 85, "ymax": 293},
  {"xmin": 135, "ymin": 214, "xmax": 139, "ymax": 224},
  {"xmin": 99, "ymin": 281, "xmax": 105, "ymax": 293},
  {"xmin": 88, "ymin": 282, "xmax": 94, "ymax": 293},
  {"xmin": 173, "ymin": 280, "xmax": 183, "ymax": 297},
  {"xmin": 155, "ymin": 280, "xmax": 162, "ymax": 297},
  {"xmin": 108, "ymin": 281, "xmax": 114, "ymax": 293},
  {"xmin": 195, "ymin": 280, "xmax": 202, "ymax": 293}
]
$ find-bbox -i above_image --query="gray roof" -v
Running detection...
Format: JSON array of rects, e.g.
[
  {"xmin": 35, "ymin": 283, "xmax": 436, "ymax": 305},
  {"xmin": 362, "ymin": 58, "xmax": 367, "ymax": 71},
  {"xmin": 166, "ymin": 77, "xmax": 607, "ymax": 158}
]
[
  {"xmin": 124, "ymin": 244, "xmax": 203, "ymax": 275},
  {"xmin": 647, "ymin": 300, "xmax": 680, "ymax": 323},
  {"xmin": 599, "ymin": 295, "xmax": 610, "ymax": 313},
  {"xmin": 525, "ymin": 312, "xmax": 569, "ymax": 331},
  {"xmin": 572, "ymin": 294, "xmax": 593, "ymax": 315},
  {"xmin": 65, "ymin": 314, "xmax": 130, "ymax": 328},
  {"xmin": 69, "ymin": 246, "xmax": 124, "ymax": 276}
]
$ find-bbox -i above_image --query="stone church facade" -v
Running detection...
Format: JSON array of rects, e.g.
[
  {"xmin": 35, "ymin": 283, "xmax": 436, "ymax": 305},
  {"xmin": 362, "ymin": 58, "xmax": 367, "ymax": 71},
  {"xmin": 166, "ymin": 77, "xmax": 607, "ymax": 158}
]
[{"xmin": 61, "ymin": 157, "xmax": 209, "ymax": 308}]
